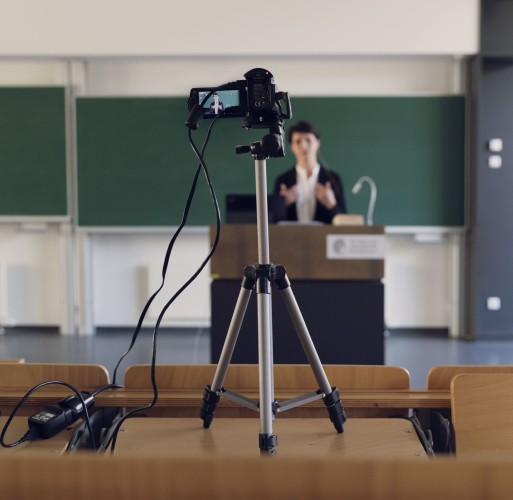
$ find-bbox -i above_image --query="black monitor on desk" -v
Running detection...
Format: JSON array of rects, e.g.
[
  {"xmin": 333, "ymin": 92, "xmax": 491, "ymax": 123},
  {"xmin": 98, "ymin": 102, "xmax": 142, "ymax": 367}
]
[{"xmin": 225, "ymin": 194, "xmax": 286, "ymax": 223}]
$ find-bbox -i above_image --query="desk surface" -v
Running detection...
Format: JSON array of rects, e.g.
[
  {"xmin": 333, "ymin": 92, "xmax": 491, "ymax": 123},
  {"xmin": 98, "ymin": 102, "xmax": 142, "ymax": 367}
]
[
  {"xmin": 0, "ymin": 416, "xmax": 74, "ymax": 455},
  {"xmin": 113, "ymin": 417, "xmax": 427, "ymax": 459}
]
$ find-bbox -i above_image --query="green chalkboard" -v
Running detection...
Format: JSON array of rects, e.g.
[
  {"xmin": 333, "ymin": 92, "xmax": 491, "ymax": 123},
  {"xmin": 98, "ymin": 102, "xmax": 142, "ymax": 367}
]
[
  {"xmin": 0, "ymin": 87, "xmax": 67, "ymax": 217},
  {"xmin": 76, "ymin": 96, "xmax": 464, "ymax": 226}
]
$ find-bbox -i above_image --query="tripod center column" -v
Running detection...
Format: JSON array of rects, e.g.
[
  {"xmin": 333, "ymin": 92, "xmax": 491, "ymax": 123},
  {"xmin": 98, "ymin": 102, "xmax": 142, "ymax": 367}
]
[
  {"xmin": 255, "ymin": 158, "xmax": 270, "ymax": 265},
  {"xmin": 254, "ymin": 157, "xmax": 276, "ymax": 443}
]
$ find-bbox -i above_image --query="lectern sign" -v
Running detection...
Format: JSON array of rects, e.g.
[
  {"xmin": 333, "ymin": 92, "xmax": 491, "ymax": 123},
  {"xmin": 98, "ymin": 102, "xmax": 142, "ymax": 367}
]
[{"xmin": 326, "ymin": 235, "xmax": 386, "ymax": 260}]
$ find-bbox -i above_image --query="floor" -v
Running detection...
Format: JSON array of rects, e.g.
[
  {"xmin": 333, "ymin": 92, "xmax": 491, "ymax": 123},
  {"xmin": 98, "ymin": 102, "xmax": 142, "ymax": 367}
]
[{"xmin": 2, "ymin": 327, "xmax": 513, "ymax": 388}]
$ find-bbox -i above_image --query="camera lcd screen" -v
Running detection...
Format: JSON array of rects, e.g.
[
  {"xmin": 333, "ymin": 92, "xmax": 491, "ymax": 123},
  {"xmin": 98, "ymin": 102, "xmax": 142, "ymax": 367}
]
[{"xmin": 198, "ymin": 89, "xmax": 240, "ymax": 116}]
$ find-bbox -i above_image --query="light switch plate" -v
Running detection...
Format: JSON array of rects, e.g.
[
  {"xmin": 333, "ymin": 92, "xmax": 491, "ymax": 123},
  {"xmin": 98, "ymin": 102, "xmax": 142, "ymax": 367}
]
[
  {"xmin": 489, "ymin": 155, "xmax": 502, "ymax": 169},
  {"xmin": 488, "ymin": 138, "xmax": 503, "ymax": 152},
  {"xmin": 487, "ymin": 297, "xmax": 501, "ymax": 311}
]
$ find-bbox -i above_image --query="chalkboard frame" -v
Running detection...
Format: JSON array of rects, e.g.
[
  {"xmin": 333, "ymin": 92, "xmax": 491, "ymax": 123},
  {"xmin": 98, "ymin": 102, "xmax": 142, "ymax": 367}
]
[
  {"xmin": 0, "ymin": 87, "xmax": 67, "ymax": 218},
  {"xmin": 76, "ymin": 95, "xmax": 465, "ymax": 227}
]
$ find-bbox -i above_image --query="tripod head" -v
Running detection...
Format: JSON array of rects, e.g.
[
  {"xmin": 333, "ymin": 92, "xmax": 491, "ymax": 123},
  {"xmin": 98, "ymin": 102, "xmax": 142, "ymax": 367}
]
[
  {"xmin": 235, "ymin": 119, "xmax": 285, "ymax": 159},
  {"xmin": 186, "ymin": 68, "xmax": 291, "ymax": 159}
]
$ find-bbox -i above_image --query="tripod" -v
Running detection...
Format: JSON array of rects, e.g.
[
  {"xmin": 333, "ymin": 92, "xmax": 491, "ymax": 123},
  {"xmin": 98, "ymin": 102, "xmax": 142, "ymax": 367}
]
[{"xmin": 200, "ymin": 140, "xmax": 347, "ymax": 453}]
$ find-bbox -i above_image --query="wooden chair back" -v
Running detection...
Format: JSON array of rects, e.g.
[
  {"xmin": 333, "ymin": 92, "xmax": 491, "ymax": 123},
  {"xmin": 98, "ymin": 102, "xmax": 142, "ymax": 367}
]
[
  {"xmin": 451, "ymin": 373, "xmax": 513, "ymax": 457},
  {"xmin": 124, "ymin": 364, "xmax": 410, "ymax": 417},
  {"xmin": 0, "ymin": 363, "xmax": 110, "ymax": 391},
  {"xmin": 427, "ymin": 364, "xmax": 513, "ymax": 390},
  {"xmin": 125, "ymin": 364, "xmax": 410, "ymax": 391}
]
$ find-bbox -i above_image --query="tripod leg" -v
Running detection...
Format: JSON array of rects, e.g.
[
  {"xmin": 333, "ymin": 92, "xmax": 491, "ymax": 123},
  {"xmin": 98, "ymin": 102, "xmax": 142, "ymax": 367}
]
[
  {"xmin": 257, "ymin": 276, "xmax": 278, "ymax": 452},
  {"xmin": 200, "ymin": 268, "xmax": 256, "ymax": 429},
  {"xmin": 275, "ymin": 266, "xmax": 347, "ymax": 433}
]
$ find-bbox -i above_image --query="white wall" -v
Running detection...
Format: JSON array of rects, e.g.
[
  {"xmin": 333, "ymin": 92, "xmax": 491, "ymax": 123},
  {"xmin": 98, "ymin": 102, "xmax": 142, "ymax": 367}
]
[
  {"xmin": 0, "ymin": 56, "xmax": 467, "ymax": 334},
  {"xmin": 1, "ymin": 1, "xmax": 478, "ymax": 57},
  {"xmin": 89, "ymin": 231, "xmax": 210, "ymax": 328},
  {"xmin": 0, "ymin": 61, "xmax": 74, "ymax": 330},
  {"xmin": 81, "ymin": 56, "xmax": 468, "ymax": 334},
  {"xmin": 385, "ymin": 231, "xmax": 464, "ymax": 331},
  {"xmin": 0, "ymin": 0, "xmax": 478, "ymax": 334},
  {"xmin": 83, "ymin": 56, "xmax": 462, "ymax": 96},
  {"xmin": 0, "ymin": 223, "xmax": 69, "ymax": 327}
]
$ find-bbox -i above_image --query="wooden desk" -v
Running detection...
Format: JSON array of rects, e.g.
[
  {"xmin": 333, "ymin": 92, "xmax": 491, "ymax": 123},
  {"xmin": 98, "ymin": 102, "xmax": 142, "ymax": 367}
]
[
  {"xmin": 0, "ymin": 388, "xmax": 451, "ymax": 417},
  {"xmin": 113, "ymin": 417, "xmax": 427, "ymax": 459},
  {"xmin": 0, "ymin": 416, "xmax": 75, "ymax": 455},
  {"xmin": 3, "ymin": 454, "xmax": 513, "ymax": 500}
]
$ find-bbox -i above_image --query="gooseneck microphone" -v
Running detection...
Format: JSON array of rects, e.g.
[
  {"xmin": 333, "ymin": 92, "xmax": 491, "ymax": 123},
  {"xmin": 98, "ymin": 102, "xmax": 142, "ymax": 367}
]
[{"xmin": 352, "ymin": 175, "xmax": 377, "ymax": 225}]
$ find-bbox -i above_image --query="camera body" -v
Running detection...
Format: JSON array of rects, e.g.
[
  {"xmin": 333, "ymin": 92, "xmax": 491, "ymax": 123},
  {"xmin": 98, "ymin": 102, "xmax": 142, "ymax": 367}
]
[
  {"xmin": 186, "ymin": 68, "xmax": 291, "ymax": 158},
  {"xmin": 188, "ymin": 68, "xmax": 291, "ymax": 129}
]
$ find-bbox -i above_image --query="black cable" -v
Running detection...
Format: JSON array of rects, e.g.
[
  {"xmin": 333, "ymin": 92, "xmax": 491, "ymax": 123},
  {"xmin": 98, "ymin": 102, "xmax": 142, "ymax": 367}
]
[
  {"xmin": 112, "ymin": 135, "xmax": 209, "ymax": 383},
  {"xmin": 0, "ymin": 380, "xmax": 95, "ymax": 449},
  {"xmin": 90, "ymin": 383, "xmax": 124, "ymax": 398},
  {"xmin": 1, "ymin": 86, "xmax": 227, "ymax": 453},
  {"xmin": 106, "ymin": 122, "xmax": 221, "ymax": 452},
  {"xmin": 104, "ymin": 115, "xmax": 222, "ymax": 453},
  {"xmin": 111, "ymin": 86, "xmax": 229, "ymax": 385}
]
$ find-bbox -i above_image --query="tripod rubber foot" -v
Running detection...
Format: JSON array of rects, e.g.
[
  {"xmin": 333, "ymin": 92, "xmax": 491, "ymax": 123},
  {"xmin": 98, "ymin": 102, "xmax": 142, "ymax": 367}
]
[
  {"xmin": 323, "ymin": 387, "xmax": 347, "ymax": 433},
  {"xmin": 259, "ymin": 433, "xmax": 278, "ymax": 452},
  {"xmin": 200, "ymin": 385, "xmax": 221, "ymax": 429}
]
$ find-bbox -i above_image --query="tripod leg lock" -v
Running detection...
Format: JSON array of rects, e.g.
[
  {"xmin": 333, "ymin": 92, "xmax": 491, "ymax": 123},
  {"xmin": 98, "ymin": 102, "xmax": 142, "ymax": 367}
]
[
  {"xmin": 274, "ymin": 265, "xmax": 290, "ymax": 290},
  {"xmin": 259, "ymin": 433, "xmax": 278, "ymax": 452},
  {"xmin": 200, "ymin": 385, "xmax": 221, "ymax": 429},
  {"xmin": 322, "ymin": 387, "xmax": 347, "ymax": 434},
  {"xmin": 242, "ymin": 266, "xmax": 258, "ymax": 290}
]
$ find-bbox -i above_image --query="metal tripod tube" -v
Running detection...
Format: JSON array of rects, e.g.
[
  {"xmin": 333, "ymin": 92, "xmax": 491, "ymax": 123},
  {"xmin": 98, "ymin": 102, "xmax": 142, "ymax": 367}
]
[
  {"xmin": 202, "ymin": 153, "xmax": 344, "ymax": 441},
  {"xmin": 210, "ymin": 287, "xmax": 253, "ymax": 392},
  {"xmin": 255, "ymin": 159, "xmax": 270, "ymax": 265},
  {"xmin": 257, "ymin": 290, "xmax": 273, "ymax": 435},
  {"xmin": 280, "ymin": 286, "xmax": 332, "ymax": 395},
  {"xmin": 254, "ymin": 158, "xmax": 275, "ymax": 443}
]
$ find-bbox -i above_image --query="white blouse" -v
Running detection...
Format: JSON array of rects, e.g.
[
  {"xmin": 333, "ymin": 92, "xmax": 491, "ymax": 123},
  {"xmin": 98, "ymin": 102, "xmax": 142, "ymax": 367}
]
[{"xmin": 294, "ymin": 163, "xmax": 320, "ymax": 222}]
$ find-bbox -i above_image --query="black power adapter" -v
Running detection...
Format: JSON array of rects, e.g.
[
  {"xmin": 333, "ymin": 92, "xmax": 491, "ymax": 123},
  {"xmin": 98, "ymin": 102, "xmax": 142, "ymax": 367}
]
[{"xmin": 28, "ymin": 393, "xmax": 94, "ymax": 439}]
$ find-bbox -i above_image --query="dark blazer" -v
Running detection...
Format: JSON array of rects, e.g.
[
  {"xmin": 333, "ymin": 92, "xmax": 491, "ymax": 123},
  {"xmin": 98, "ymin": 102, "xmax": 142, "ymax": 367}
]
[{"xmin": 273, "ymin": 166, "xmax": 346, "ymax": 223}]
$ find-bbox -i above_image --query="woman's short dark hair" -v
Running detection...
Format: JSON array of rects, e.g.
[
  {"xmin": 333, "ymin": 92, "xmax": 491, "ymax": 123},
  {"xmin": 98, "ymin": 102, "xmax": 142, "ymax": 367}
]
[{"xmin": 287, "ymin": 121, "xmax": 320, "ymax": 143}]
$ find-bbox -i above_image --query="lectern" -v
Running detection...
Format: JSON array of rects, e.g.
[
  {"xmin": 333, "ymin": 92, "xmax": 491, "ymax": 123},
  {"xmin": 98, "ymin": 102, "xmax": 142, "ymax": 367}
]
[{"xmin": 210, "ymin": 224, "xmax": 385, "ymax": 365}]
